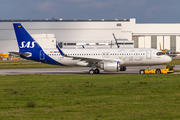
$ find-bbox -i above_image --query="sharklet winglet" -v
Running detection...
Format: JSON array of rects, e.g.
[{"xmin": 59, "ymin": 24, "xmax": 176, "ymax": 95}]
[{"xmin": 56, "ymin": 45, "xmax": 66, "ymax": 56}]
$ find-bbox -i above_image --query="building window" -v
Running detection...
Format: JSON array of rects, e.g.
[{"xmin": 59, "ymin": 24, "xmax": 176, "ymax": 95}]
[
  {"xmin": 170, "ymin": 36, "xmax": 176, "ymax": 52},
  {"xmin": 125, "ymin": 43, "xmax": 133, "ymax": 45},
  {"xmin": 67, "ymin": 43, "xmax": 76, "ymax": 45},
  {"xmin": 58, "ymin": 42, "xmax": 63, "ymax": 48},
  {"xmin": 133, "ymin": 36, "xmax": 138, "ymax": 48},
  {"xmin": 151, "ymin": 36, "xmax": 157, "ymax": 49},
  {"xmin": 117, "ymin": 23, "xmax": 121, "ymax": 26}
]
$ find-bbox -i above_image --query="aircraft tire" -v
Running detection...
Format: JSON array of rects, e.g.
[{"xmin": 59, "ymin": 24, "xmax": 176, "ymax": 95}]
[
  {"xmin": 94, "ymin": 69, "xmax": 100, "ymax": 74},
  {"xmin": 89, "ymin": 69, "xmax": 94, "ymax": 74}
]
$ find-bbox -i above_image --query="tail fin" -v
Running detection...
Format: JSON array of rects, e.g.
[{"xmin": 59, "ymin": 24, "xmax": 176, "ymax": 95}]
[{"xmin": 13, "ymin": 23, "xmax": 42, "ymax": 51}]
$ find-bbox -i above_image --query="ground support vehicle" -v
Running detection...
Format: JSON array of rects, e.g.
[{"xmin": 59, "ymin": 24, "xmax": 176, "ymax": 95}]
[{"xmin": 139, "ymin": 65, "xmax": 175, "ymax": 74}]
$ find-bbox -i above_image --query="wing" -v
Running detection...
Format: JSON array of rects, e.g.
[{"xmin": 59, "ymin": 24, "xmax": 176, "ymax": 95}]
[{"xmin": 56, "ymin": 45, "xmax": 124, "ymax": 64}]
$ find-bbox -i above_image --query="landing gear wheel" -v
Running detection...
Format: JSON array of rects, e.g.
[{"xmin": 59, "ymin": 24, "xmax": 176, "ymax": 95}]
[
  {"xmin": 89, "ymin": 69, "xmax": 94, "ymax": 74},
  {"xmin": 156, "ymin": 69, "xmax": 161, "ymax": 74},
  {"xmin": 139, "ymin": 69, "xmax": 145, "ymax": 74},
  {"xmin": 94, "ymin": 69, "xmax": 100, "ymax": 74}
]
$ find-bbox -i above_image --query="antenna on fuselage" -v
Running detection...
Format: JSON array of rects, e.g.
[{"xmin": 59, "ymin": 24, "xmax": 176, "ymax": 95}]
[{"xmin": 112, "ymin": 33, "xmax": 119, "ymax": 48}]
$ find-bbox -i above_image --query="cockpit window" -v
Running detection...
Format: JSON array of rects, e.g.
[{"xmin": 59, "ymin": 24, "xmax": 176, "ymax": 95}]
[{"xmin": 156, "ymin": 52, "xmax": 165, "ymax": 56}]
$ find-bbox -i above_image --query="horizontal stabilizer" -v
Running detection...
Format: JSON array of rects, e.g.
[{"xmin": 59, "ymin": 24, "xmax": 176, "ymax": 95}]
[{"xmin": 9, "ymin": 52, "xmax": 31, "ymax": 57}]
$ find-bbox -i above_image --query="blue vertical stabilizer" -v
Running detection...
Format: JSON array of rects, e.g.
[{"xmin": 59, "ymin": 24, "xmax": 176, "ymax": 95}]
[
  {"xmin": 13, "ymin": 23, "xmax": 42, "ymax": 51},
  {"xmin": 12, "ymin": 23, "xmax": 65, "ymax": 66}
]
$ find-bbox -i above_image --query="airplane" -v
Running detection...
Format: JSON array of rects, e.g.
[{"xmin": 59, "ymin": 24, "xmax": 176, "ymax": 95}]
[{"xmin": 10, "ymin": 23, "xmax": 172, "ymax": 74}]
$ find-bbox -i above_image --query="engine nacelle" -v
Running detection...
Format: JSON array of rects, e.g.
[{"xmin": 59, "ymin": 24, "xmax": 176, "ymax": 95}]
[{"xmin": 100, "ymin": 61, "xmax": 120, "ymax": 72}]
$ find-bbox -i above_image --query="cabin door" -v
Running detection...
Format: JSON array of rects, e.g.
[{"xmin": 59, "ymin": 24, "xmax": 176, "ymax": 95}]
[{"xmin": 146, "ymin": 50, "xmax": 151, "ymax": 59}]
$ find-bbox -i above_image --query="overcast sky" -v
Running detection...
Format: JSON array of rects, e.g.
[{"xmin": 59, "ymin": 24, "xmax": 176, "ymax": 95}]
[{"xmin": 0, "ymin": 0, "xmax": 180, "ymax": 23}]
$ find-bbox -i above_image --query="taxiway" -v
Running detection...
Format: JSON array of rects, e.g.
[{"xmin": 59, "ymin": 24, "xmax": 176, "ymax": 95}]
[{"xmin": 0, "ymin": 65, "xmax": 180, "ymax": 75}]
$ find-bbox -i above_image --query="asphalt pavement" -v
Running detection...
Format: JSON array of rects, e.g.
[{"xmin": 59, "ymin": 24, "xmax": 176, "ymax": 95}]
[{"xmin": 0, "ymin": 65, "xmax": 180, "ymax": 75}]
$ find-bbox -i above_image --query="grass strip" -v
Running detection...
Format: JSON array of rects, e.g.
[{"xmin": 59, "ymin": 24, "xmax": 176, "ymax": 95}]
[{"xmin": 0, "ymin": 74, "xmax": 180, "ymax": 119}]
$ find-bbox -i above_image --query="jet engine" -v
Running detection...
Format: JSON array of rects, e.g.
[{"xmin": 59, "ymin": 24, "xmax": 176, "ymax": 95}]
[{"xmin": 100, "ymin": 61, "xmax": 121, "ymax": 72}]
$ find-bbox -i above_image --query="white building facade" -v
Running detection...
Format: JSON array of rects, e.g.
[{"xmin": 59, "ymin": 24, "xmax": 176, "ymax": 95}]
[{"xmin": 0, "ymin": 18, "xmax": 180, "ymax": 53}]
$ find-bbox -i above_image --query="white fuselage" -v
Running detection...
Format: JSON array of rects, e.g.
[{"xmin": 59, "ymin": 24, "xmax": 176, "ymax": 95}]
[{"xmin": 42, "ymin": 48, "xmax": 171, "ymax": 66}]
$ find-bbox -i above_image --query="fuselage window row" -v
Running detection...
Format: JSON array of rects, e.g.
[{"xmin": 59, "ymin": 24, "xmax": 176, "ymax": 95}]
[{"xmin": 48, "ymin": 53, "xmax": 146, "ymax": 56}]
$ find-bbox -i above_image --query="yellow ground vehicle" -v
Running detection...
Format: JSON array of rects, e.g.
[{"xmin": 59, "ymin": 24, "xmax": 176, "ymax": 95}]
[
  {"xmin": 0, "ymin": 53, "xmax": 3, "ymax": 60},
  {"xmin": 3, "ymin": 53, "xmax": 9, "ymax": 58},
  {"xmin": 0, "ymin": 53, "xmax": 9, "ymax": 60},
  {"xmin": 139, "ymin": 65, "xmax": 175, "ymax": 74}
]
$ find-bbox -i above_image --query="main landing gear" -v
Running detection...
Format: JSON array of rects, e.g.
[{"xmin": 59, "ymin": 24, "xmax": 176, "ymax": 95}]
[{"xmin": 89, "ymin": 68, "xmax": 100, "ymax": 74}]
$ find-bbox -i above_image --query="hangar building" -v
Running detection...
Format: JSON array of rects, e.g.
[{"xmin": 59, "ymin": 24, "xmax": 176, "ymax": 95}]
[{"xmin": 0, "ymin": 18, "xmax": 180, "ymax": 53}]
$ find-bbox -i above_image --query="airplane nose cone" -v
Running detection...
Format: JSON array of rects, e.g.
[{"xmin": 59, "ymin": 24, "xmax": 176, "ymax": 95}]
[{"xmin": 166, "ymin": 56, "xmax": 172, "ymax": 63}]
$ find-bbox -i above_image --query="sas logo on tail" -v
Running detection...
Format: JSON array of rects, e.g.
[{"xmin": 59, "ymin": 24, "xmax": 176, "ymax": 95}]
[{"xmin": 20, "ymin": 41, "xmax": 35, "ymax": 48}]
